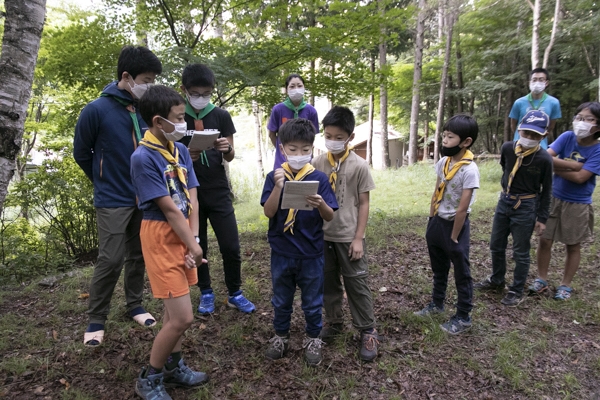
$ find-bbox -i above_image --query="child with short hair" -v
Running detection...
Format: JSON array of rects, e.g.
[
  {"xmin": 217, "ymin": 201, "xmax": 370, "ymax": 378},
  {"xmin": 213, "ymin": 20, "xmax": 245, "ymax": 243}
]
[
  {"xmin": 131, "ymin": 85, "xmax": 208, "ymax": 400},
  {"xmin": 415, "ymin": 114, "xmax": 480, "ymax": 335},
  {"xmin": 474, "ymin": 110, "xmax": 553, "ymax": 306},
  {"xmin": 261, "ymin": 118, "xmax": 338, "ymax": 366},
  {"xmin": 312, "ymin": 106, "xmax": 378, "ymax": 362},
  {"xmin": 532, "ymin": 102, "xmax": 600, "ymax": 300}
]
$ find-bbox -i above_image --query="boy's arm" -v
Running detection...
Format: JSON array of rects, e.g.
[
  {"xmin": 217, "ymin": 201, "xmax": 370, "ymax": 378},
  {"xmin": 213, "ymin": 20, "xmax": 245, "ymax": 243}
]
[
  {"xmin": 154, "ymin": 195, "xmax": 204, "ymax": 266},
  {"xmin": 305, "ymin": 194, "xmax": 334, "ymax": 221},
  {"xmin": 73, "ymin": 105, "xmax": 97, "ymax": 181},
  {"xmin": 188, "ymin": 187, "xmax": 200, "ymax": 237},
  {"xmin": 268, "ymin": 130, "xmax": 277, "ymax": 147},
  {"xmin": 264, "ymin": 169, "xmax": 284, "ymax": 218},
  {"xmin": 429, "ymin": 176, "xmax": 441, "ymax": 217},
  {"xmin": 349, "ymin": 191, "xmax": 370, "ymax": 261},
  {"xmin": 554, "ymin": 169, "xmax": 593, "ymax": 184},
  {"xmin": 551, "ymin": 147, "xmax": 583, "ymax": 172},
  {"xmin": 451, "ymin": 188, "xmax": 474, "ymax": 242},
  {"xmin": 535, "ymin": 161, "xmax": 552, "ymax": 236}
]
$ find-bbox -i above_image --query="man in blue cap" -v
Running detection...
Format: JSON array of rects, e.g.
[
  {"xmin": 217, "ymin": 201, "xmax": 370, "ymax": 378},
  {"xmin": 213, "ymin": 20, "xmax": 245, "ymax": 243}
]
[{"xmin": 475, "ymin": 110, "xmax": 553, "ymax": 306}]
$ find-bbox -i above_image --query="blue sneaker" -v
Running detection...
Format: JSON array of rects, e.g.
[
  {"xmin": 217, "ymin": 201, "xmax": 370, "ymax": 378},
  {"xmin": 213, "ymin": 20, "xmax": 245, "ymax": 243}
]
[
  {"xmin": 227, "ymin": 292, "xmax": 255, "ymax": 313},
  {"xmin": 135, "ymin": 369, "xmax": 171, "ymax": 400},
  {"xmin": 197, "ymin": 293, "xmax": 215, "ymax": 315},
  {"xmin": 163, "ymin": 359, "xmax": 208, "ymax": 388}
]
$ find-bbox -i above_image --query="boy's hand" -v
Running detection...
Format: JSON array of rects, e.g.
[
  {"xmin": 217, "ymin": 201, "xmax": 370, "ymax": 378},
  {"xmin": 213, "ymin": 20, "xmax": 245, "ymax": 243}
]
[
  {"xmin": 450, "ymin": 236, "xmax": 459, "ymax": 244},
  {"xmin": 189, "ymin": 148, "xmax": 202, "ymax": 162},
  {"xmin": 186, "ymin": 246, "xmax": 207, "ymax": 269},
  {"xmin": 534, "ymin": 221, "xmax": 546, "ymax": 236},
  {"xmin": 348, "ymin": 238, "xmax": 364, "ymax": 261},
  {"xmin": 214, "ymin": 137, "xmax": 231, "ymax": 153},
  {"xmin": 273, "ymin": 168, "xmax": 285, "ymax": 189},
  {"xmin": 306, "ymin": 194, "xmax": 324, "ymax": 209}
]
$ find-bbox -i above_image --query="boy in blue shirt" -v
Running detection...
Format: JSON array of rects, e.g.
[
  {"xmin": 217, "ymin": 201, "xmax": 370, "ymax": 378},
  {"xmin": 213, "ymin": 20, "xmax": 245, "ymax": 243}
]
[
  {"xmin": 312, "ymin": 106, "xmax": 379, "ymax": 362},
  {"xmin": 131, "ymin": 85, "xmax": 208, "ymax": 400},
  {"xmin": 261, "ymin": 118, "xmax": 338, "ymax": 366},
  {"xmin": 415, "ymin": 115, "xmax": 480, "ymax": 335}
]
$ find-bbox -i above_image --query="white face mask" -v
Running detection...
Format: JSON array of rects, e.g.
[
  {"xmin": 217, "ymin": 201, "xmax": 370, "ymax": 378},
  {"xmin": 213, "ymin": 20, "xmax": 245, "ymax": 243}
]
[
  {"xmin": 518, "ymin": 137, "xmax": 541, "ymax": 149},
  {"xmin": 187, "ymin": 92, "xmax": 211, "ymax": 110},
  {"xmin": 283, "ymin": 148, "xmax": 312, "ymax": 169},
  {"xmin": 128, "ymin": 78, "xmax": 152, "ymax": 99},
  {"xmin": 325, "ymin": 138, "xmax": 349, "ymax": 155},
  {"xmin": 529, "ymin": 81, "xmax": 546, "ymax": 95},
  {"xmin": 573, "ymin": 121, "xmax": 595, "ymax": 138},
  {"xmin": 288, "ymin": 88, "xmax": 305, "ymax": 103},
  {"xmin": 159, "ymin": 117, "xmax": 187, "ymax": 141}
]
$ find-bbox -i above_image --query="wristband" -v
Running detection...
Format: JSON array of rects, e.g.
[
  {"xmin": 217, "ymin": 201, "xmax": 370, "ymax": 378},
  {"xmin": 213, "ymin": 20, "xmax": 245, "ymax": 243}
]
[{"xmin": 223, "ymin": 144, "xmax": 233, "ymax": 155}]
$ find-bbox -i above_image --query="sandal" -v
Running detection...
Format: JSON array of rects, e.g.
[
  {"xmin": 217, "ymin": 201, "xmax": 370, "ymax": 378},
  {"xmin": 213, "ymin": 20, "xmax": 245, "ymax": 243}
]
[
  {"xmin": 132, "ymin": 312, "xmax": 157, "ymax": 327},
  {"xmin": 528, "ymin": 278, "xmax": 549, "ymax": 295},
  {"xmin": 554, "ymin": 285, "xmax": 573, "ymax": 301},
  {"xmin": 83, "ymin": 330, "xmax": 104, "ymax": 347}
]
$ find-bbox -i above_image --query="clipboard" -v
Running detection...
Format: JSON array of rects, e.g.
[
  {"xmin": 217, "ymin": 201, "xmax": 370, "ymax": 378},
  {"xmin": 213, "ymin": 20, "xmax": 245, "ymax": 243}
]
[
  {"xmin": 187, "ymin": 129, "xmax": 220, "ymax": 151},
  {"xmin": 281, "ymin": 181, "xmax": 319, "ymax": 210}
]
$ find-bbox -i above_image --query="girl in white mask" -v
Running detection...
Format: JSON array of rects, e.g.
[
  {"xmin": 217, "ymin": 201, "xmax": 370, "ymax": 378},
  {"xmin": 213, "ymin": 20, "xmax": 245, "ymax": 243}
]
[
  {"xmin": 532, "ymin": 102, "xmax": 600, "ymax": 302},
  {"xmin": 267, "ymin": 74, "xmax": 320, "ymax": 170}
]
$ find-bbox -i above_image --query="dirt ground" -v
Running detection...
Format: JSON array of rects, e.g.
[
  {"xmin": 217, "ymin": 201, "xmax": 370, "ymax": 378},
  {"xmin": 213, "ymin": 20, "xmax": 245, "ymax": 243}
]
[{"xmin": 1, "ymin": 211, "xmax": 599, "ymax": 399}]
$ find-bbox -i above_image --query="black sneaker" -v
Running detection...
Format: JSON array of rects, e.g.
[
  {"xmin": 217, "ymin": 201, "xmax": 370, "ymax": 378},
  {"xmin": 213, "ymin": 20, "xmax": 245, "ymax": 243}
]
[
  {"xmin": 414, "ymin": 302, "xmax": 444, "ymax": 317},
  {"xmin": 319, "ymin": 323, "xmax": 343, "ymax": 344},
  {"xmin": 501, "ymin": 291, "xmax": 525, "ymax": 306},
  {"xmin": 440, "ymin": 315, "xmax": 472, "ymax": 335},
  {"xmin": 359, "ymin": 330, "xmax": 379, "ymax": 362},
  {"xmin": 303, "ymin": 336, "xmax": 323, "ymax": 366},
  {"xmin": 474, "ymin": 277, "xmax": 505, "ymax": 293},
  {"xmin": 265, "ymin": 334, "xmax": 289, "ymax": 360}
]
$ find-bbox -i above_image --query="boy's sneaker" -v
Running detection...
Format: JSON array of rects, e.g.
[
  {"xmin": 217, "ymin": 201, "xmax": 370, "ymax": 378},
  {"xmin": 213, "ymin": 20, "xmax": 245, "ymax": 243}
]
[
  {"xmin": 554, "ymin": 285, "xmax": 573, "ymax": 301},
  {"xmin": 474, "ymin": 277, "xmax": 505, "ymax": 293},
  {"xmin": 440, "ymin": 315, "xmax": 472, "ymax": 335},
  {"xmin": 319, "ymin": 323, "xmax": 343, "ymax": 344},
  {"xmin": 528, "ymin": 278, "xmax": 549, "ymax": 295},
  {"xmin": 227, "ymin": 293, "xmax": 256, "ymax": 313},
  {"xmin": 501, "ymin": 291, "xmax": 524, "ymax": 306},
  {"xmin": 414, "ymin": 302, "xmax": 444, "ymax": 317},
  {"xmin": 197, "ymin": 293, "xmax": 215, "ymax": 315},
  {"xmin": 135, "ymin": 369, "xmax": 171, "ymax": 400},
  {"xmin": 265, "ymin": 334, "xmax": 289, "ymax": 360},
  {"xmin": 163, "ymin": 359, "xmax": 208, "ymax": 388},
  {"xmin": 359, "ymin": 330, "xmax": 379, "ymax": 362},
  {"xmin": 303, "ymin": 336, "xmax": 324, "ymax": 366}
]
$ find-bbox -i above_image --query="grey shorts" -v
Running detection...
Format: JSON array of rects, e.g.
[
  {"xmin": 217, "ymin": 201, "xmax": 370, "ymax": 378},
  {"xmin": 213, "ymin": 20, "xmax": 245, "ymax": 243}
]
[{"xmin": 542, "ymin": 197, "xmax": 594, "ymax": 245}]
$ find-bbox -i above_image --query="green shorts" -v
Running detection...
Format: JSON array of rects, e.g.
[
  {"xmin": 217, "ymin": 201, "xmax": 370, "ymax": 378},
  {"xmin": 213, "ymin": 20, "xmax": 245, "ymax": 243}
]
[{"xmin": 542, "ymin": 197, "xmax": 594, "ymax": 245}]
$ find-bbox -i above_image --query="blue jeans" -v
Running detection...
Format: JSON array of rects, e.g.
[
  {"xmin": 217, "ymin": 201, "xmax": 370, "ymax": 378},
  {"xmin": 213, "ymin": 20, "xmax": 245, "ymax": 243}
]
[
  {"xmin": 489, "ymin": 195, "xmax": 537, "ymax": 294},
  {"xmin": 270, "ymin": 252, "xmax": 324, "ymax": 338}
]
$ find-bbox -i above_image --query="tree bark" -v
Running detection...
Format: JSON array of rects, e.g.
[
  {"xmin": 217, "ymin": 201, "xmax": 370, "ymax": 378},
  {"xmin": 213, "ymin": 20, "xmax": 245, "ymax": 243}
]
[
  {"xmin": 252, "ymin": 88, "xmax": 265, "ymax": 177},
  {"xmin": 0, "ymin": 0, "xmax": 47, "ymax": 214},
  {"xmin": 529, "ymin": 0, "xmax": 540, "ymax": 68},
  {"xmin": 379, "ymin": 0, "xmax": 390, "ymax": 169},
  {"xmin": 433, "ymin": 6, "xmax": 456, "ymax": 164},
  {"xmin": 542, "ymin": 0, "xmax": 561, "ymax": 69},
  {"xmin": 408, "ymin": 0, "xmax": 427, "ymax": 165},
  {"xmin": 368, "ymin": 56, "xmax": 375, "ymax": 167},
  {"xmin": 455, "ymin": 26, "xmax": 464, "ymax": 114}
]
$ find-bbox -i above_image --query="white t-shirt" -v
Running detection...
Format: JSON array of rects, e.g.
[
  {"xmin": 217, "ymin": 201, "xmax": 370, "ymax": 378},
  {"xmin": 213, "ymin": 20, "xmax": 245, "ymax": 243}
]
[{"xmin": 434, "ymin": 156, "xmax": 480, "ymax": 221}]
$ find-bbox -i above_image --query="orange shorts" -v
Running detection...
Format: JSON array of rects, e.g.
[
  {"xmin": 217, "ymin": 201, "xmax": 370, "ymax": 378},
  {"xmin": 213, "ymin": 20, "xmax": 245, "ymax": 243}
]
[{"xmin": 140, "ymin": 219, "xmax": 198, "ymax": 299}]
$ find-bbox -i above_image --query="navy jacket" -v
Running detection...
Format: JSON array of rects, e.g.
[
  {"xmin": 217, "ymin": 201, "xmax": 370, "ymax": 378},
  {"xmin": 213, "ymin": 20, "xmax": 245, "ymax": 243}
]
[{"xmin": 73, "ymin": 82, "xmax": 148, "ymax": 207}]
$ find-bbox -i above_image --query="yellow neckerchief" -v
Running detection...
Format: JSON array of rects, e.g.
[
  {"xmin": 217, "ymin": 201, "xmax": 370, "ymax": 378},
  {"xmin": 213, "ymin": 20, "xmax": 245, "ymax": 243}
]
[
  {"xmin": 327, "ymin": 146, "xmax": 353, "ymax": 192},
  {"xmin": 282, "ymin": 162, "xmax": 315, "ymax": 235},
  {"xmin": 139, "ymin": 130, "xmax": 192, "ymax": 212},
  {"xmin": 506, "ymin": 142, "xmax": 539, "ymax": 194},
  {"xmin": 433, "ymin": 150, "xmax": 474, "ymax": 215}
]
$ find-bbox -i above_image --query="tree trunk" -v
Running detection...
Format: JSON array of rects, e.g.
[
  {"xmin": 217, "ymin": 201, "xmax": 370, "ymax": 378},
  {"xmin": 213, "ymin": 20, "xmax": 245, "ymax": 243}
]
[
  {"xmin": 252, "ymin": 88, "xmax": 265, "ymax": 177},
  {"xmin": 379, "ymin": 0, "xmax": 390, "ymax": 169},
  {"xmin": 455, "ymin": 26, "xmax": 464, "ymax": 114},
  {"xmin": 433, "ymin": 6, "xmax": 456, "ymax": 164},
  {"xmin": 408, "ymin": 0, "xmax": 427, "ymax": 165},
  {"xmin": 530, "ymin": 0, "xmax": 540, "ymax": 68},
  {"xmin": 368, "ymin": 56, "xmax": 375, "ymax": 167},
  {"xmin": 542, "ymin": 0, "xmax": 561, "ymax": 69},
  {"xmin": 422, "ymin": 101, "xmax": 429, "ymax": 162},
  {"xmin": 0, "ymin": 0, "xmax": 47, "ymax": 214}
]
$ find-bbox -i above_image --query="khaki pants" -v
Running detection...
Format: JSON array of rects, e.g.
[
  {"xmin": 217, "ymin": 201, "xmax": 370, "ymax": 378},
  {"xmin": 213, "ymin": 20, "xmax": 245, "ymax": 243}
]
[{"xmin": 87, "ymin": 207, "xmax": 145, "ymax": 325}]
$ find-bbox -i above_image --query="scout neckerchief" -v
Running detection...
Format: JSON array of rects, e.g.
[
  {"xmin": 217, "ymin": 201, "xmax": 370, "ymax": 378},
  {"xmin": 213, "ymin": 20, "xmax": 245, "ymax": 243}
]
[
  {"xmin": 185, "ymin": 100, "xmax": 217, "ymax": 167},
  {"xmin": 282, "ymin": 97, "xmax": 307, "ymax": 118},
  {"xmin": 281, "ymin": 162, "xmax": 315, "ymax": 234},
  {"xmin": 139, "ymin": 130, "xmax": 192, "ymax": 212},
  {"xmin": 506, "ymin": 142, "xmax": 539, "ymax": 194},
  {"xmin": 327, "ymin": 146, "xmax": 353, "ymax": 192},
  {"xmin": 526, "ymin": 92, "xmax": 548, "ymax": 111},
  {"xmin": 433, "ymin": 150, "xmax": 474, "ymax": 216},
  {"xmin": 101, "ymin": 93, "xmax": 142, "ymax": 145}
]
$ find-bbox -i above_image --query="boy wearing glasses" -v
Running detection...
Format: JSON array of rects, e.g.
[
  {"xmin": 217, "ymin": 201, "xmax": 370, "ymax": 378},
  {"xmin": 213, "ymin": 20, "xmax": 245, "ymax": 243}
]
[
  {"xmin": 178, "ymin": 64, "xmax": 255, "ymax": 315},
  {"xmin": 509, "ymin": 68, "xmax": 562, "ymax": 149}
]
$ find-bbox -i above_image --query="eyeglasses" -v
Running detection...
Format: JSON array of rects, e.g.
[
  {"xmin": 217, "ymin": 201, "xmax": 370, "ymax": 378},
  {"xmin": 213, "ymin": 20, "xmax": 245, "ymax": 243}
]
[
  {"xmin": 530, "ymin": 78, "xmax": 547, "ymax": 83},
  {"xmin": 573, "ymin": 115, "xmax": 597, "ymax": 123},
  {"xmin": 188, "ymin": 93, "xmax": 212, "ymax": 99}
]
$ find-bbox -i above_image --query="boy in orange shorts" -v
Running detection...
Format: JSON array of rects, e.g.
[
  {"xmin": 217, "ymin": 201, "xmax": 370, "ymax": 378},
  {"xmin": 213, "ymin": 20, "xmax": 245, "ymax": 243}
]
[{"xmin": 130, "ymin": 85, "xmax": 208, "ymax": 399}]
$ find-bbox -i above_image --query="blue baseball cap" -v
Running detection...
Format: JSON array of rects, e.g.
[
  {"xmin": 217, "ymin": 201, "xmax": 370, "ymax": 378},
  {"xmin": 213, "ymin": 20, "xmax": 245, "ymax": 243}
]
[{"xmin": 518, "ymin": 110, "xmax": 549, "ymax": 135}]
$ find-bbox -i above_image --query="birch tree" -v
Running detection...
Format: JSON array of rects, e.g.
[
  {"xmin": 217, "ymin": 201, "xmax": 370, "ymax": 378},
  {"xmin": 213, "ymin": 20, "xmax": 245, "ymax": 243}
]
[
  {"xmin": 408, "ymin": 0, "xmax": 427, "ymax": 165},
  {"xmin": 0, "ymin": 0, "xmax": 47, "ymax": 214},
  {"xmin": 529, "ymin": 0, "xmax": 541, "ymax": 68}
]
